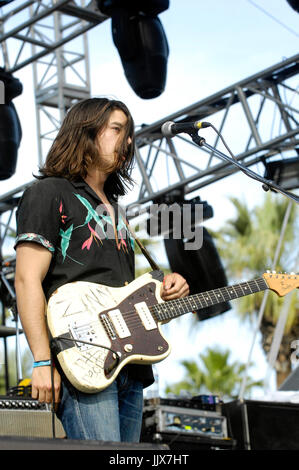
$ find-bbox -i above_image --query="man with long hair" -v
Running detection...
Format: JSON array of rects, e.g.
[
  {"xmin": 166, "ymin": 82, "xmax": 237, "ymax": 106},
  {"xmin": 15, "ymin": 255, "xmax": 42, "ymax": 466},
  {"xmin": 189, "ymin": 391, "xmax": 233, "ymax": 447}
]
[{"xmin": 14, "ymin": 97, "xmax": 189, "ymax": 442}]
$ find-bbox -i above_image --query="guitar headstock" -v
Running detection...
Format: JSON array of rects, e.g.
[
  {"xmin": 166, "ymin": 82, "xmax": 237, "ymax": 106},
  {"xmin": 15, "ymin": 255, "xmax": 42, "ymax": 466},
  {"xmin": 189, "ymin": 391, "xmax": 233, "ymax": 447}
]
[{"xmin": 263, "ymin": 271, "xmax": 299, "ymax": 297}]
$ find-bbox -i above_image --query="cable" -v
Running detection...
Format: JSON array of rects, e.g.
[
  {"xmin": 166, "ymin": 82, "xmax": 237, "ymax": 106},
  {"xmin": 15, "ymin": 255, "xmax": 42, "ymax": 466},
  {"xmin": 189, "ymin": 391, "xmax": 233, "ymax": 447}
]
[
  {"xmin": 49, "ymin": 335, "xmax": 121, "ymax": 439},
  {"xmin": 50, "ymin": 354, "xmax": 56, "ymax": 439},
  {"xmin": 190, "ymin": 126, "xmax": 299, "ymax": 204},
  {"xmin": 246, "ymin": 0, "xmax": 299, "ymax": 38},
  {"xmin": 51, "ymin": 335, "xmax": 121, "ymax": 372},
  {"xmin": 199, "ymin": 123, "xmax": 267, "ymax": 185},
  {"xmin": 206, "ymin": 123, "xmax": 238, "ymax": 162}
]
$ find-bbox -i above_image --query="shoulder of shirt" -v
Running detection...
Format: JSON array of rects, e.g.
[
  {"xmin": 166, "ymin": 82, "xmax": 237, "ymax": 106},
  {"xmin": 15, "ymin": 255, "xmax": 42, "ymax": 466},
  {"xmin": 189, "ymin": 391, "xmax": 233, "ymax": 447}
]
[{"xmin": 24, "ymin": 177, "xmax": 71, "ymax": 195}]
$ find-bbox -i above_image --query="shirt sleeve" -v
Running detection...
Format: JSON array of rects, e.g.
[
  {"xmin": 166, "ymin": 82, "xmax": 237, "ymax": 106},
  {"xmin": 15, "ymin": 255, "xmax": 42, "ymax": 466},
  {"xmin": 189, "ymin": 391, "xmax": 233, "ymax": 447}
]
[{"xmin": 14, "ymin": 179, "xmax": 62, "ymax": 254}]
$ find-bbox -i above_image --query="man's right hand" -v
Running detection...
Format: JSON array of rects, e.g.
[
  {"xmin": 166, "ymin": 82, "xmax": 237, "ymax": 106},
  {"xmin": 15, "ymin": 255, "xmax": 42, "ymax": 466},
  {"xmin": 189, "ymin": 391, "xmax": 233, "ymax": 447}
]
[{"xmin": 31, "ymin": 365, "xmax": 61, "ymax": 407}]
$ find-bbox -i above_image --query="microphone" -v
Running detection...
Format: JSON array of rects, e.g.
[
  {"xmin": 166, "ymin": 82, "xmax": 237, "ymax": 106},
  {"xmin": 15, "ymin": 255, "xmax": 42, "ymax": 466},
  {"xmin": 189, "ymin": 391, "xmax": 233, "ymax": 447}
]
[{"xmin": 161, "ymin": 120, "xmax": 211, "ymax": 137}]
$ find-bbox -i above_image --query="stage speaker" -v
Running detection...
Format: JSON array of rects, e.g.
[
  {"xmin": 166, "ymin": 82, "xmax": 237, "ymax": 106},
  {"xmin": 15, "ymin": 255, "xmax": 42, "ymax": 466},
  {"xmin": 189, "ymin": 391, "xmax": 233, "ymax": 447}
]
[
  {"xmin": 223, "ymin": 399, "xmax": 299, "ymax": 450},
  {"xmin": 0, "ymin": 397, "xmax": 65, "ymax": 438},
  {"xmin": 164, "ymin": 227, "xmax": 231, "ymax": 321}
]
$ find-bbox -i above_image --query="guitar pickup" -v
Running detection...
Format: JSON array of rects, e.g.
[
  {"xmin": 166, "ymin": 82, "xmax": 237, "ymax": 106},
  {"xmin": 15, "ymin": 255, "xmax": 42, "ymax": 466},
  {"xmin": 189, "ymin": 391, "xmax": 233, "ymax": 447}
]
[
  {"xmin": 135, "ymin": 302, "xmax": 157, "ymax": 330},
  {"xmin": 108, "ymin": 309, "xmax": 131, "ymax": 339}
]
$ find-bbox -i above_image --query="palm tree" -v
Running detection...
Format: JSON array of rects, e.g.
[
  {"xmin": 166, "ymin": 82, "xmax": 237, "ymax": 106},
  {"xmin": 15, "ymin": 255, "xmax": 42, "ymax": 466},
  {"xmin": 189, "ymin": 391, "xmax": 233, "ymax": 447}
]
[
  {"xmin": 165, "ymin": 346, "xmax": 263, "ymax": 400},
  {"xmin": 211, "ymin": 193, "xmax": 299, "ymax": 387}
]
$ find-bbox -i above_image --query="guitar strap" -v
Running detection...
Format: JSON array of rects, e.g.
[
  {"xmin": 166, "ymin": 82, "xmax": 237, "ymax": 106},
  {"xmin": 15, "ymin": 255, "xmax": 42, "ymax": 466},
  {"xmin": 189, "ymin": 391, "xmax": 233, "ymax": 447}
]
[{"xmin": 124, "ymin": 220, "xmax": 160, "ymax": 272}]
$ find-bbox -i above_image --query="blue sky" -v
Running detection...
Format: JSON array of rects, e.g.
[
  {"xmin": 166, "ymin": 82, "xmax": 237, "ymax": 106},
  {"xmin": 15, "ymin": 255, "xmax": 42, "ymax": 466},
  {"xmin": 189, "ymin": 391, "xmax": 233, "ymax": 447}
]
[{"xmin": 1, "ymin": 0, "xmax": 299, "ymax": 396}]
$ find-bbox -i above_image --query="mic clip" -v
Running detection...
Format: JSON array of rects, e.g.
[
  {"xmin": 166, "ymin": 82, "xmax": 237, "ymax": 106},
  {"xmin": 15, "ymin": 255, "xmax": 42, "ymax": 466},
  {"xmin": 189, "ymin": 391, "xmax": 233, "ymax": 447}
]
[{"xmin": 190, "ymin": 132, "xmax": 206, "ymax": 146}]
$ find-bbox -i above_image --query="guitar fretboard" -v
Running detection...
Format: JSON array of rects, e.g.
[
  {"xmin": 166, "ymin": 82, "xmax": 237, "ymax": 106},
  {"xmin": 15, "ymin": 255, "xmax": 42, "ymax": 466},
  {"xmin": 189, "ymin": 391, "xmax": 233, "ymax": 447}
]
[{"xmin": 151, "ymin": 277, "xmax": 268, "ymax": 322}]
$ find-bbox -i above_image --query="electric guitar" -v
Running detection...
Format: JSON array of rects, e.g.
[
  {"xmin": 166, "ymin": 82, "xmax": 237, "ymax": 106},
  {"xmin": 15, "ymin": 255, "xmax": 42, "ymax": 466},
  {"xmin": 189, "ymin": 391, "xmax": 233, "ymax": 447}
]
[{"xmin": 47, "ymin": 270, "xmax": 299, "ymax": 393}]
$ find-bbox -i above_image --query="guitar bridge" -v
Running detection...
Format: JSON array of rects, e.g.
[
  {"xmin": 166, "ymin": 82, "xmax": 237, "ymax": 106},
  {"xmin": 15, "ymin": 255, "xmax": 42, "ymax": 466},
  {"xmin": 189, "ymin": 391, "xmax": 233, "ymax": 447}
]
[{"xmin": 100, "ymin": 313, "xmax": 117, "ymax": 340}]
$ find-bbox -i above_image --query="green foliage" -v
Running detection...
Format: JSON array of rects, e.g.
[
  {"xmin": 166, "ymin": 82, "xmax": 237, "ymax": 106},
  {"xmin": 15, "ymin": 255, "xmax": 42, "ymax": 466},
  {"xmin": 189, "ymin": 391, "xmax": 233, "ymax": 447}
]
[
  {"xmin": 213, "ymin": 194, "xmax": 297, "ymax": 276},
  {"xmin": 0, "ymin": 347, "xmax": 33, "ymax": 395},
  {"xmin": 212, "ymin": 193, "xmax": 299, "ymax": 328},
  {"xmin": 165, "ymin": 346, "xmax": 263, "ymax": 400}
]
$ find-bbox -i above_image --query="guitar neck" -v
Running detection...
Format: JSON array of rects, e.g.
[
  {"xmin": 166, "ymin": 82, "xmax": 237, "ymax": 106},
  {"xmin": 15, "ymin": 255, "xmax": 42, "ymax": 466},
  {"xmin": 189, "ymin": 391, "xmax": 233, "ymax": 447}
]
[{"xmin": 152, "ymin": 277, "xmax": 269, "ymax": 322}]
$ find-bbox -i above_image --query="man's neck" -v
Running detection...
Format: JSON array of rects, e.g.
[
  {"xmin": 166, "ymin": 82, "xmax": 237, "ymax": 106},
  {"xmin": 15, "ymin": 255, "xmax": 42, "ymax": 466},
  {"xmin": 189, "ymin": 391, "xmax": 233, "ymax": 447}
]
[{"xmin": 84, "ymin": 169, "xmax": 111, "ymax": 203}]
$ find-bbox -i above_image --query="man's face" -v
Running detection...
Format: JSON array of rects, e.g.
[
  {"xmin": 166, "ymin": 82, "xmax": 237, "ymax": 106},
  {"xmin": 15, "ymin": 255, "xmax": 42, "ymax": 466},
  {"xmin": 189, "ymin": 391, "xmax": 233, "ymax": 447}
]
[{"xmin": 95, "ymin": 109, "xmax": 131, "ymax": 172}]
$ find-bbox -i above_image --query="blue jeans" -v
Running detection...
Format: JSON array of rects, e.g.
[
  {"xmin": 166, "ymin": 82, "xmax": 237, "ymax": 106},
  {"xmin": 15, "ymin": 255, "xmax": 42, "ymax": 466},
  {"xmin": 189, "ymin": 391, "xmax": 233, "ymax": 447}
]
[{"xmin": 57, "ymin": 368, "xmax": 144, "ymax": 442}]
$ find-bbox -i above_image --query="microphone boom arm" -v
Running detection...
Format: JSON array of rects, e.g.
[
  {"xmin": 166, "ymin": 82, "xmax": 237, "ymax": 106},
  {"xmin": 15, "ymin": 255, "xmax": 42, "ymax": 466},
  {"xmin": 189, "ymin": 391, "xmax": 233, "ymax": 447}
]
[{"xmin": 189, "ymin": 132, "xmax": 299, "ymax": 205}]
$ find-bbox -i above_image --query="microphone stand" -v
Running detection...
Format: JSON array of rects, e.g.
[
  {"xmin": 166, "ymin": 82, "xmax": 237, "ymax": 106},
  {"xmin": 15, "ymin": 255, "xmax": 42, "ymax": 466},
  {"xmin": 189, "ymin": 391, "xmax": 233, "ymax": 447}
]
[{"xmin": 189, "ymin": 132, "xmax": 299, "ymax": 204}]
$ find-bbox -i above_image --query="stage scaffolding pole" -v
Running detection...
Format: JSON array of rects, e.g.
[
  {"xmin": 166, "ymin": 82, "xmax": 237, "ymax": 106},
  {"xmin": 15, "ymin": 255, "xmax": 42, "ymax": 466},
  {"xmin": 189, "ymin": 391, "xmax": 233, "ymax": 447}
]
[{"xmin": 238, "ymin": 200, "xmax": 294, "ymax": 400}]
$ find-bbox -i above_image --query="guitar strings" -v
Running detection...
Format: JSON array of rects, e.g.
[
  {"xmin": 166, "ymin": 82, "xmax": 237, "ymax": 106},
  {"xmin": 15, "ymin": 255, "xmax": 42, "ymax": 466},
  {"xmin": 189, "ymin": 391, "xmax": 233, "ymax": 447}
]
[
  {"xmin": 96, "ymin": 278, "xmax": 267, "ymax": 332},
  {"xmin": 120, "ymin": 278, "xmax": 266, "ymax": 320},
  {"xmin": 59, "ymin": 279, "xmax": 268, "ymax": 344},
  {"xmin": 61, "ymin": 279, "xmax": 269, "ymax": 355}
]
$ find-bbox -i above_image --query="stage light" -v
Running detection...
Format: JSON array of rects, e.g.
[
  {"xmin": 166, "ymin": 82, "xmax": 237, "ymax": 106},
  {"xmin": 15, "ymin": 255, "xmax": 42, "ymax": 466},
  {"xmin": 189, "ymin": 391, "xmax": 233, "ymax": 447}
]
[
  {"xmin": 99, "ymin": 0, "xmax": 169, "ymax": 16},
  {"xmin": 98, "ymin": 0, "xmax": 170, "ymax": 99},
  {"xmin": 146, "ymin": 195, "xmax": 214, "ymax": 237},
  {"xmin": 286, "ymin": 0, "xmax": 299, "ymax": 13},
  {"xmin": 143, "ymin": 189, "xmax": 230, "ymax": 320},
  {"xmin": 0, "ymin": 1, "xmax": 15, "ymax": 6},
  {"xmin": 263, "ymin": 155, "xmax": 299, "ymax": 191},
  {"xmin": 164, "ymin": 228, "xmax": 231, "ymax": 321},
  {"xmin": 0, "ymin": 69, "xmax": 22, "ymax": 181}
]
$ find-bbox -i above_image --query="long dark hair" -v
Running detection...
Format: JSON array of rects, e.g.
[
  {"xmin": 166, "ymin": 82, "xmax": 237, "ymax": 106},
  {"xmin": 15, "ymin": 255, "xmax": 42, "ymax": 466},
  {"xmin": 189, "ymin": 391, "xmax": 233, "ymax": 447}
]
[{"xmin": 37, "ymin": 97, "xmax": 135, "ymax": 200}]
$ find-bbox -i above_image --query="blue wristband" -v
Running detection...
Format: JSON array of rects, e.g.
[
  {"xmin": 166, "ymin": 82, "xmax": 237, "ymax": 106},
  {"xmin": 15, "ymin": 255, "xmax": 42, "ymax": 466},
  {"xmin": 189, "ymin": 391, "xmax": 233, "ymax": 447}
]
[{"xmin": 33, "ymin": 360, "xmax": 51, "ymax": 368}]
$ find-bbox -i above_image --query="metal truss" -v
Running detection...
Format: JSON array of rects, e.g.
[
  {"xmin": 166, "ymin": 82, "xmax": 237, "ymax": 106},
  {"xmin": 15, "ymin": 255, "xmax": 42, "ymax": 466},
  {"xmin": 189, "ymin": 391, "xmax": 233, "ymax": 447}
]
[
  {"xmin": 0, "ymin": 3, "xmax": 298, "ymax": 241},
  {"xmin": 0, "ymin": 1, "xmax": 298, "ymax": 392},
  {"xmin": 0, "ymin": 0, "xmax": 108, "ymax": 165},
  {"xmin": 0, "ymin": 53, "xmax": 298, "ymax": 246},
  {"xmin": 130, "ymin": 53, "xmax": 299, "ymax": 213},
  {"xmin": 0, "ymin": 0, "xmax": 106, "ymax": 73},
  {"xmin": 0, "ymin": 1, "xmax": 108, "ymax": 389}
]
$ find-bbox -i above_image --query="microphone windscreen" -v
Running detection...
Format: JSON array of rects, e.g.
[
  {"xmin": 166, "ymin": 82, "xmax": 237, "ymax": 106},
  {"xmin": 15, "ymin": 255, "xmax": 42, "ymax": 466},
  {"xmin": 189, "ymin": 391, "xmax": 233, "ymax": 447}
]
[{"xmin": 161, "ymin": 121, "xmax": 173, "ymax": 137}]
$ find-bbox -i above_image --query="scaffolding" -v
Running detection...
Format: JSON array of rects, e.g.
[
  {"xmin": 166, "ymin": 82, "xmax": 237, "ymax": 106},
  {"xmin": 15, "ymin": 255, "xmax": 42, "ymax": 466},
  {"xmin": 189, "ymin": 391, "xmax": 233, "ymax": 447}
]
[{"xmin": 0, "ymin": 0, "xmax": 298, "ymax": 392}]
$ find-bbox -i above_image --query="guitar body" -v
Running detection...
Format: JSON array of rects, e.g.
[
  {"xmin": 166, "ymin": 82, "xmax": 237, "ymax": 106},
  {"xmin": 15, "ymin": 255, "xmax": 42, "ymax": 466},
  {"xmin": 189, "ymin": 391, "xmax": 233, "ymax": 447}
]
[{"xmin": 47, "ymin": 272, "xmax": 170, "ymax": 393}]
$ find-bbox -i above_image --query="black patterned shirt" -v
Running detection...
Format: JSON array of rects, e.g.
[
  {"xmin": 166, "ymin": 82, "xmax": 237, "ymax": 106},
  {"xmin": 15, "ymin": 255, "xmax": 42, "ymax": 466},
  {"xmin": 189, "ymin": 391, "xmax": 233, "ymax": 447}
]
[
  {"xmin": 15, "ymin": 176, "xmax": 154, "ymax": 388},
  {"xmin": 15, "ymin": 177, "xmax": 135, "ymax": 300}
]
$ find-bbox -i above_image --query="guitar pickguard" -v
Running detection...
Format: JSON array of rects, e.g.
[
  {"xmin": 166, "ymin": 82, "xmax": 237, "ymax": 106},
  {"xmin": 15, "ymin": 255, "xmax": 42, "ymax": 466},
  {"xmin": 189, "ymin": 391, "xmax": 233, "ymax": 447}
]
[{"xmin": 101, "ymin": 283, "xmax": 169, "ymax": 378}]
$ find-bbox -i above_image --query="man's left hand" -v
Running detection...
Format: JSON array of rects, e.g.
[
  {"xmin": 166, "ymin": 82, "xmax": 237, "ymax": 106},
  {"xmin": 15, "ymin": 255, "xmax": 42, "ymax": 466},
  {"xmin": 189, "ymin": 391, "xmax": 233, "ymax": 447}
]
[{"xmin": 160, "ymin": 272, "xmax": 189, "ymax": 301}]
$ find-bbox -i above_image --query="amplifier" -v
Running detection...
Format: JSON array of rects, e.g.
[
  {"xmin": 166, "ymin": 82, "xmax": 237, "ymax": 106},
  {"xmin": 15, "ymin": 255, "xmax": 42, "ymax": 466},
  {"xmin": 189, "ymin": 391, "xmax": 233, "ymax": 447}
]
[
  {"xmin": 223, "ymin": 399, "xmax": 299, "ymax": 450},
  {"xmin": 0, "ymin": 396, "xmax": 65, "ymax": 438},
  {"xmin": 142, "ymin": 402, "xmax": 228, "ymax": 440},
  {"xmin": 144, "ymin": 395, "xmax": 222, "ymax": 412}
]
